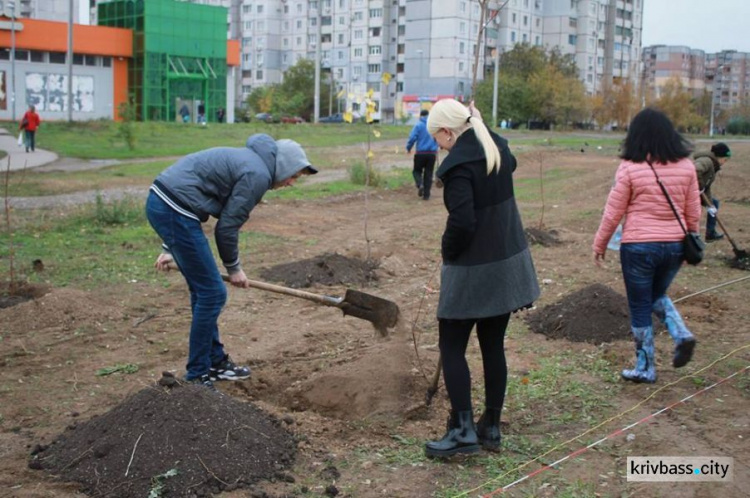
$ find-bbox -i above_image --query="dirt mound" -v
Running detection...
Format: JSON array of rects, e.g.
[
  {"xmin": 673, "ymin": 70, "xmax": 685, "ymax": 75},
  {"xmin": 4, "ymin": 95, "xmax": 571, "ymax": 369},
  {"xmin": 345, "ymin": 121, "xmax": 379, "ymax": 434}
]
[
  {"xmin": 30, "ymin": 378, "xmax": 296, "ymax": 498},
  {"xmin": 260, "ymin": 252, "xmax": 378, "ymax": 288},
  {"xmin": 0, "ymin": 281, "xmax": 50, "ymax": 309},
  {"xmin": 287, "ymin": 338, "xmax": 419, "ymax": 420},
  {"xmin": 525, "ymin": 227, "xmax": 561, "ymax": 247},
  {"xmin": 0, "ymin": 287, "xmax": 123, "ymax": 334},
  {"xmin": 525, "ymin": 283, "xmax": 630, "ymax": 343}
]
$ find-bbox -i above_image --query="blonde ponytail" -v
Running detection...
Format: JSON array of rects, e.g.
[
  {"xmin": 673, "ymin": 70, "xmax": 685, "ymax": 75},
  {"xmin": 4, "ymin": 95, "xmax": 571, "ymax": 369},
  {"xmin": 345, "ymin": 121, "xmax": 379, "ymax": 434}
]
[{"xmin": 427, "ymin": 99, "xmax": 501, "ymax": 174}]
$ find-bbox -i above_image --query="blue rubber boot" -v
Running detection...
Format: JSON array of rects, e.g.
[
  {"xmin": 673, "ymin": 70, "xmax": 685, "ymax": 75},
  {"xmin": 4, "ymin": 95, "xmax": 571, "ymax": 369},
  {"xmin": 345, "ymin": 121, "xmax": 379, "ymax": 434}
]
[
  {"xmin": 621, "ymin": 326, "xmax": 657, "ymax": 383},
  {"xmin": 653, "ymin": 296, "xmax": 696, "ymax": 368}
]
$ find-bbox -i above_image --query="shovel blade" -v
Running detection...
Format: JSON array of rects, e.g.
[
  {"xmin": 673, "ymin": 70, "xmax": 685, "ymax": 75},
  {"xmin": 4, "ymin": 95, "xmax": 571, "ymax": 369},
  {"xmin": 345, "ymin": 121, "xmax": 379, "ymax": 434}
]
[{"xmin": 341, "ymin": 289, "xmax": 400, "ymax": 334}]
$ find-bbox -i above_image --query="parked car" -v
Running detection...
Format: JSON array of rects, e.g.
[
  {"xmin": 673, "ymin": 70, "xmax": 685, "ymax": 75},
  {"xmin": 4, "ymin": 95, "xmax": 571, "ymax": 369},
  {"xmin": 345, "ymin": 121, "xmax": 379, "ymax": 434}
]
[
  {"xmin": 254, "ymin": 112, "xmax": 278, "ymax": 123},
  {"xmin": 319, "ymin": 113, "xmax": 345, "ymax": 123},
  {"xmin": 281, "ymin": 115, "xmax": 305, "ymax": 124}
]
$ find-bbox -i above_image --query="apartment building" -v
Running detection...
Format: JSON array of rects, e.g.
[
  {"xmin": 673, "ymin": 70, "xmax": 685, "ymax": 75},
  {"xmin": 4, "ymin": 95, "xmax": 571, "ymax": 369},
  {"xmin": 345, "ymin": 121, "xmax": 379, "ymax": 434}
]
[
  {"xmin": 641, "ymin": 45, "xmax": 706, "ymax": 99},
  {"xmin": 706, "ymin": 50, "xmax": 750, "ymax": 111},
  {"xmin": 24, "ymin": 0, "xmax": 647, "ymax": 121},
  {"xmin": 640, "ymin": 47, "xmax": 750, "ymax": 114},
  {"xmin": 5, "ymin": 0, "xmax": 91, "ymax": 24},
  {"xmin": 541, "ymin": 0, "xmax": 643, "ymax": 95}
]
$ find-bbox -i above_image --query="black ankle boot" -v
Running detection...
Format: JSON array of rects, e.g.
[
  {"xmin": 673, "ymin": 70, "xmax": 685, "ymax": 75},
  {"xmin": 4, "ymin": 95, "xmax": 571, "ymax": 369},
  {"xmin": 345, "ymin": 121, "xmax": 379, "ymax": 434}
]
[
  {"xmin": 425, "ymin": 410, "xmax": 479, "ymax": 458},
  {"xmin": 476, "ymin": 408, "xmax": 502, "ymax": 452}
]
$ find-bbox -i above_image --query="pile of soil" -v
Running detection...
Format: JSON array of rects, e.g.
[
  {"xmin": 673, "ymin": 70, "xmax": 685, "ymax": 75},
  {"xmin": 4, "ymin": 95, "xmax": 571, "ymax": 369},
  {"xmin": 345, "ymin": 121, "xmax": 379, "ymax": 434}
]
[
  {"xmin": 525, "ymin": 227, "xmax": 561, "ymax": 247},
  {"xmin": 30, "ymin": 377, "xmax": 296, "ymax": 498},
  {"xmin": 0, "ymin": 281, "xmax": 50, "ymax": 309},
  {"xmin": 260, "ymin": 252, "xmax": 378, "ymax": 288},
  {"xmin": 525, "ymin": 283, "xmax": 630, "ymax": 344},
  {"xmin": 287, "ymin": 338, "xmax": 418, "ymax": 420},
  {"xmin": 0, "ymin": 287, "xmax": 122, "ymax": 334}
]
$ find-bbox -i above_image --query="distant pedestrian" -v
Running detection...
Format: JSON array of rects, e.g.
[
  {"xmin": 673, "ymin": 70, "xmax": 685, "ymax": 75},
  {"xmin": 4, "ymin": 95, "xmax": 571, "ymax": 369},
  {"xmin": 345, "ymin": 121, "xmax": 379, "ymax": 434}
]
[
  {"xmin": 593, "ymin": 108, "xmax": 701, "ymax": 384},
  {"xmin": 692, "ymin": 142, "xmax": 731, "ymax": 241},
  {"xmin": 179, "ymin": 103, "xmax": 190, "ymax": 123},
  {"xmin": 197, "ymin": 102, "xmax": 206, "ymax": 124},
  {"xmin": 406, "ymin": 109, "xmax": 439, "ymax": 200},
  {"xmin": 19, "ymin": 105, "xmax": 41, "ymax": 153},
  {"xmin": 217, "ymin": 108, "xmax": 225, "ymax": 124}
]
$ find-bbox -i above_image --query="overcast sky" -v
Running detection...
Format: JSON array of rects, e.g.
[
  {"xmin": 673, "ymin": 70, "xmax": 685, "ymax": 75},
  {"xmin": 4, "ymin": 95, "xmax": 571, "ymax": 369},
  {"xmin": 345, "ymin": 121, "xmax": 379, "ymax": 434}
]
[{"xmin": 642, "ymin": 0, "xmax": 750, "ymax": 53}]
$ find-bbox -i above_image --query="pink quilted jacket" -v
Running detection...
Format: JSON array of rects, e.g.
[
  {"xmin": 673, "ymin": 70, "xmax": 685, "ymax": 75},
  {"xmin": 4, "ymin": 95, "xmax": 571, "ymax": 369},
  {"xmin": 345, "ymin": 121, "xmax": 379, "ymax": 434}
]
[{"xmin": 593, "ymin": 158, "xmax": 701, "ymax": 255}]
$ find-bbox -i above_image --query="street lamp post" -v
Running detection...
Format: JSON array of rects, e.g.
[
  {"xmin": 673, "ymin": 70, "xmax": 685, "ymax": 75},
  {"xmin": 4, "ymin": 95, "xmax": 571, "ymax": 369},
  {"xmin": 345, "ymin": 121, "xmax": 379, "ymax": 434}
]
[
  {"xmin": 491, "ymin": 47, "xmax": 499, "ymax": 128},
  {"xmin": 8, "ymin": 0, "xmax": 16, "ymax": 122},
  {"xmin": 709, "ymin": 65, "xmax": 724, "ymax": 137}
]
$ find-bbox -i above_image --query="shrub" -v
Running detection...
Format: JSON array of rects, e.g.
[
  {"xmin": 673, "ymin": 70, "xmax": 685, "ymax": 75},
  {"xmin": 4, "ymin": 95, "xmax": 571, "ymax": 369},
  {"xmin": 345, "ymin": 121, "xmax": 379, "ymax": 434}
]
[
  {"xmin": 348, "ymin": 162, "xmax": 384, "ymax": 187},
  {"xmin": 93, "ymin": 195, "xmax": 143, "ymax": 226}
]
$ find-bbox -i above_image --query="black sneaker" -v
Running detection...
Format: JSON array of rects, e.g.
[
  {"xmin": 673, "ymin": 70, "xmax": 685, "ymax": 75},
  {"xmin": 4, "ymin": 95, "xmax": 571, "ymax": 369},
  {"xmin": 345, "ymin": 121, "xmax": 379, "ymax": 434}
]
[
  {"xmin": 185, "ymin": 374, "xmax": 216, "ymax": 391},
  {"xmin": 706, "ymin": 233, "xmax": 724, "ymax": 242},
  {"xmin": 210, "ymin": 355, "xmax": 251, "ymax": 381},
  {"xmin": 417, "ymin": 186, "xmax": 424, "ymax": 198}
]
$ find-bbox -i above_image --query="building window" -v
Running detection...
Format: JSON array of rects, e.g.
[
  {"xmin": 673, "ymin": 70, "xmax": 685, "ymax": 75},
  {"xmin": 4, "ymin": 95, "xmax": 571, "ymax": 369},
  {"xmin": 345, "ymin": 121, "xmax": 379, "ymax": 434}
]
[
  {"xmin": 30, "ymin": 51, "xmax": 44, "ymax": 62},
  {"xmin": 353, "ymin": 66, "xmax": 362, "ymax": 78},
  {"xmin": 353, "ymin": 11, "xmax": 363, "ymax": 21},
  {"xmin": 102, "ymin": 57, "xmax": 112, "ymax": 67},
  {"xmin": 568, "ymin": 35, "xmax": 577, "ymax": 45},
  {"xmin": 511, "ymin": 31, "xmax": 516, "ymax": 42},
  {"xmin": 459, "ymin": 61, "xmax": 464, "ymax": 71},
  {"xmin": 49, "ymin": 52, "xmax": 66, "ymax": 64},
  {"xmin": 256, "ymin": 70, "xmax": 263, "ymax": 79},
  {"xmin": 459, "ymin": 42, "xmax": 465, "ymax": 54},
  {"xmin": 257, "ymin": 5, "xmax": 263, "ymax": 13},
  {"xmin": 368, "ymin": 63, "xmax": 381, "ymax": 73},
  {"xmin": 369, "ymin": 45, "xmax": 381, "ymax": 55},
  {"xmin": 369, "ymin": 8, "xmax": 382, "ymax": 18},
  {"xmin": 338, "ymin": 33, "xmax": 344, "ymax": 44},
  {"xmin": 370, "ymin": 27, "xmax": 381, "ymax": 37},
  {"xmin": 354, "ymin": 47, "xmax": 363, "ymax": 57},
  {"xmin": 460, "ymin": 22, "xmax": 466, "ymax": 34},
  {"xmin": 354, "ymin": 29, "xmax": 363, "ymax": 40}
]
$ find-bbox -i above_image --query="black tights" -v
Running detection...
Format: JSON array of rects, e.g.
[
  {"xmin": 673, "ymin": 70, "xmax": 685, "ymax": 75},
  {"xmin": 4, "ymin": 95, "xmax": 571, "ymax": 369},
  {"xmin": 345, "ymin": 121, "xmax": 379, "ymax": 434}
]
[{"xmin": 439, "ymin": 313, "xmax": 510, "ymax": 412}]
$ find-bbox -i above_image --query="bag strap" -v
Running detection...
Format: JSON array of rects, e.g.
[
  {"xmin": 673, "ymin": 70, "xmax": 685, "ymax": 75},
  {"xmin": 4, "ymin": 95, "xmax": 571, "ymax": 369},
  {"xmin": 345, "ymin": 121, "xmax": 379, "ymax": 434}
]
[{"xmin": 646, "ymin": 159, "xmax": 688, "ymax": 236}]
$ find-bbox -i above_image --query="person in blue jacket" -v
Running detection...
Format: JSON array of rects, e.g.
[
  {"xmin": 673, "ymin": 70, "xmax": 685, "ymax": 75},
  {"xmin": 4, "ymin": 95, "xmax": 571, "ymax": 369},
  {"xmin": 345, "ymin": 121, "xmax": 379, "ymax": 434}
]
[
  {"xmin": 406, "ymin": 109, "xmax": 439, "ymax": 200},
  {"xmin": 146, "ymin": 135, "xmax": 318, "ymax": 389}
]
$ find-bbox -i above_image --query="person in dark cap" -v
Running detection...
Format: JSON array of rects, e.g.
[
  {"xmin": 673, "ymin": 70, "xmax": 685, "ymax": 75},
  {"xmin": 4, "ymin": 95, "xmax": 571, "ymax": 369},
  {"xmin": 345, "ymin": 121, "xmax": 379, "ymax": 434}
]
[
  {"xmin": 146, "ymin": 135, "xmax": 318, "ymax": 389},
  {"xmin": 693, "ymin": 142, "xmax": 731, "ymax": 241},
  {"xmin": 406, "ymin": 109, "xmax": 439, "ymax": 200}
]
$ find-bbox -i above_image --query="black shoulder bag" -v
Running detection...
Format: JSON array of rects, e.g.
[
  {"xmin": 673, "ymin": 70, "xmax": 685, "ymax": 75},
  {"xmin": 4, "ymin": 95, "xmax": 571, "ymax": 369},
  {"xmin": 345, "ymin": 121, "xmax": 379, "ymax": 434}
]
[{"xmin": 647, "ymin": 160, "xmax": 704, "ymax": 265}]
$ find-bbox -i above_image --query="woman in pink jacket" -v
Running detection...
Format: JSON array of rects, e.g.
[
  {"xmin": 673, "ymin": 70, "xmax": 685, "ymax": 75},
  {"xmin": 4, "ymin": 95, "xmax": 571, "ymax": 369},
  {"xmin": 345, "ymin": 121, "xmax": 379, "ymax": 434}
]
[{"xmin": 593, "ymin": 108, "xmax": 701, "ymax": 383}]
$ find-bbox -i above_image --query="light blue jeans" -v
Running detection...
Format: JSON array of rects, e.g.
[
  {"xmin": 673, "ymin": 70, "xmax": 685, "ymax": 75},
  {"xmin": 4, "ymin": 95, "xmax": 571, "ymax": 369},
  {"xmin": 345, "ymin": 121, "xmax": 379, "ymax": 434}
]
[{"xmin": 620, "ymin": 242, "xmax": 683, "ymax": 328}]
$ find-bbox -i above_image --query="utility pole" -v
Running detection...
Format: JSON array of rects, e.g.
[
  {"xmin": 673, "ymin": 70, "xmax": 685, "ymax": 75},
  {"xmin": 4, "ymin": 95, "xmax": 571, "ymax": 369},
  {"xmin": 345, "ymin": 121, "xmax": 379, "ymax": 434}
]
[
  {"xmin": 9, "ymin": 0, "xmax": 16, "ymax": 122},
  {"xmin": 709, "ymin": 65, "xmax": 723, "ymax": 137},
  {"xmin": 491, "ymin": 47, "xmax": 500, "ymax": 128},
  {"xmin": 313, "ymin": 2, "xmax": 321, "ymax": 123},
  {"xmin": 67, "ymin": 0, "xmax": 74, "ymax": 122}
]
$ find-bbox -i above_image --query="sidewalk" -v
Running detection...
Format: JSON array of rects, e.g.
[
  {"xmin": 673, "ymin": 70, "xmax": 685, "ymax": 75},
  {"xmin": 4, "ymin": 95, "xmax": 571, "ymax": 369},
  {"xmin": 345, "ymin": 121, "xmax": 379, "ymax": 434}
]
[{"xmin": 0, "ymin": 127, "xmax": 58, "ymax": 171}]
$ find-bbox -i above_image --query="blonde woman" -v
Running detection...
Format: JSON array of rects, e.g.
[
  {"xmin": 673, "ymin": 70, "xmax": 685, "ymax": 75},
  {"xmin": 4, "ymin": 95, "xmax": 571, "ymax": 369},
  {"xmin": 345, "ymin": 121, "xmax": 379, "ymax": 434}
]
[{"xmin": 424, "ymin": 100, "xmax": 539, "ymax": 457}]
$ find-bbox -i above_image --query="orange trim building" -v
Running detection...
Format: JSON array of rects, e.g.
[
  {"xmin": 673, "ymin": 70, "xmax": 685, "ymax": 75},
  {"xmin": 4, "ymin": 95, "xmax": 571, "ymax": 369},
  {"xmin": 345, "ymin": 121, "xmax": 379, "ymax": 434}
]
[
  {"xmin": 0, "ymin": 18, "xmax": 132, "ymax": 121},
  {"xmin": 0, "ymin": 15, "xmax": 240, "ymax": 122}
]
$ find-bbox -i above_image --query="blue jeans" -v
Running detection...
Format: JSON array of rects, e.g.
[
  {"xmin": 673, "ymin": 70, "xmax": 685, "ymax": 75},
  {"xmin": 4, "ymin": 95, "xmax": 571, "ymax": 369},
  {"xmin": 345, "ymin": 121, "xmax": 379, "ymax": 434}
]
[
  {"xmin": 620, "ymin": 242, "xmax": 683, "ymax": 328},
  {"xmin": 706, "ymin": 198, "xmax": 720, "ymax": 236},
  {"xmin": 145, "ymin": 191, "xmax": 227, "ymax": 379}
]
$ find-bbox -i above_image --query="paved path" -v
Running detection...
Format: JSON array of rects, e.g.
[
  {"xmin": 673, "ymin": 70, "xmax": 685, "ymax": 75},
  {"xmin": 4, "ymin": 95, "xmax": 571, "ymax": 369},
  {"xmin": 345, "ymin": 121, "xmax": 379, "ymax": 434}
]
[{"xmin": 0, "ymin": 127, "xmax": 58, "ymax": 171}]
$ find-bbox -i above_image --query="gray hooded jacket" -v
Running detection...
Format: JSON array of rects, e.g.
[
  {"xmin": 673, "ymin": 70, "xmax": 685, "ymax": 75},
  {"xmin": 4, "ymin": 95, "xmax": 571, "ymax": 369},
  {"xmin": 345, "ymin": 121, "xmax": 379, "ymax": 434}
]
[{"xmin": 152, "ymin": 134, "xmax": 313, "ymax": 273}]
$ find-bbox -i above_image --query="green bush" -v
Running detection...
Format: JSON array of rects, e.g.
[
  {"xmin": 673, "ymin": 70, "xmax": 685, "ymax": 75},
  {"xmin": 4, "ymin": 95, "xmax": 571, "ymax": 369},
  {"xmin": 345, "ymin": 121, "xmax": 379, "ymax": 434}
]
[
  {"xmin": 726, "ymin": 118, "xmax": 750, "ymax": 136},
  {"xmin": 93, "ymin": 194, "xmax": 143, "ymax": 226},
  {"xmin": 348, "ymin": 162, "xmax": 384, "ymax": 187}
]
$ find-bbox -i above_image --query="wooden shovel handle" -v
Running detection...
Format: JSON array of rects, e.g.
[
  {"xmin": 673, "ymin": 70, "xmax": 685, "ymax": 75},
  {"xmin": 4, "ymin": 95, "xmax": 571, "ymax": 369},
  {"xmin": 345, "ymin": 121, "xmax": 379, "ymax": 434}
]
[{"xmin": 165, "ymin": 262, "xmax": 343, "ymax": 307}]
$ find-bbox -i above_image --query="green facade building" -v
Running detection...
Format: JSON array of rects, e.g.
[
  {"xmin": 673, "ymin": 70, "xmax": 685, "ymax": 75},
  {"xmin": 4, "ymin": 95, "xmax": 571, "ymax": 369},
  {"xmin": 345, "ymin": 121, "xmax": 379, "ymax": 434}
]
[{"xmin": 98, "ymin": 0, "xmax": 228, "ymax": 122}]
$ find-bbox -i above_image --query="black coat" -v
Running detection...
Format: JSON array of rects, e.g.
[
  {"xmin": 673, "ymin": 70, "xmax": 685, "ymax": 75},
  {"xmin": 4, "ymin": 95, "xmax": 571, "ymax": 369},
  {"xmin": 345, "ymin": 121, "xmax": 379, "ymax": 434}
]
[{"xmin": 435, "ymin": 129, "xmax": 539, "ymax": 319}]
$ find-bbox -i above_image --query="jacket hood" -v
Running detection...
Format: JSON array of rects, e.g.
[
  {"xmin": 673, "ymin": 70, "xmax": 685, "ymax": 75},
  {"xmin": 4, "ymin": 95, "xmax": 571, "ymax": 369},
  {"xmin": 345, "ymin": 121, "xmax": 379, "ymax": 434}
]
[
  {"xmin": 274, "ymin": 139, "xmax": 316, "ymax": 183},
  {"xmin": 245, "ymin": 134, "xmax": 278, "ymax": 175}
]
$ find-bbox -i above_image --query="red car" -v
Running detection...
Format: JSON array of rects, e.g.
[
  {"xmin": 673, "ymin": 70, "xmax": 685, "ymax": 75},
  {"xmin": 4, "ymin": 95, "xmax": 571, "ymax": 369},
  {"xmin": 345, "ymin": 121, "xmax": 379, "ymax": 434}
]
[{"xmin": 281, "ymin": 116, "xmax": 305, "ymax": 124}]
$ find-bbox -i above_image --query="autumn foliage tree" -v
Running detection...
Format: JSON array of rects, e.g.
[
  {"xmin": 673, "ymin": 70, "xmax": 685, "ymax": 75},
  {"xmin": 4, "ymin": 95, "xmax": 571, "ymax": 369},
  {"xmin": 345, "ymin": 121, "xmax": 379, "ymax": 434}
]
[{"xmin": 475, "ymin": 44, "xmax": 587, "ymax": 128}]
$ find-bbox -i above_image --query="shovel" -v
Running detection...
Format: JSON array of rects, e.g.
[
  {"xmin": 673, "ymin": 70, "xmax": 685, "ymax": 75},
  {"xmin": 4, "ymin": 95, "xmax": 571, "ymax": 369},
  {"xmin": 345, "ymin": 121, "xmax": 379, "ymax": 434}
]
[
  {"xmin": 166, "ymin": 262, "xmax": 399, "ymax": 335},
  {"xmin": 701, "ymin": 193, "xmax": 749, "ymax": 260}
]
